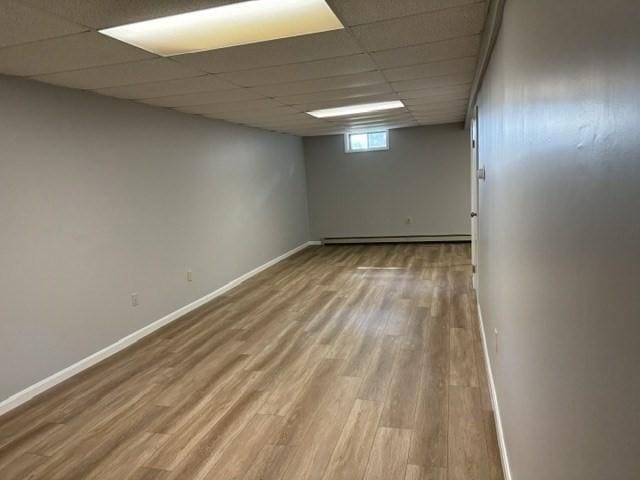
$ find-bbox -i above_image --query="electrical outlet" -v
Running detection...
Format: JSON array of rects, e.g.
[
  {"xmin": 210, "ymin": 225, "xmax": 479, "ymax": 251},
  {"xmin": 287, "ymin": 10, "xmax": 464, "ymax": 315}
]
[
  {"xmin": 187, "ymin": 270, "xmax": 193, "ymax": 282},
  {"xmin": 131, "ymin": 293, "xmax": 139, "ymax": 307},
  {"xmin": 494, "ymin": 328, "xmax": 499, "ymax": 353}
]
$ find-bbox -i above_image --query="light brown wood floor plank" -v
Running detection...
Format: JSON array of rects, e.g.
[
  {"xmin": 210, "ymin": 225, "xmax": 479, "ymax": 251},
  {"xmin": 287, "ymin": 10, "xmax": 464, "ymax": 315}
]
[
  {"xmin": 321, "ymin": 399, "xmax": 383, "ymax": 480},
  {"xmin": 278, "ymin": 375, "xmax": 360, "ymax": 480},
  {"xmin": 379, "ymin": 346, "xmax": 424, "ymax": 429},
  {"xmin": 405, "ymin": 464, "xmax": 447, "ymax": 480},
  {"xmin": 448, "ymin": 385, "xmax": 491, "ymax": 480},
  {"xmin": 203, "ymin": 413, "xmax": 284, "ymax": 480},
  {"xmin": 363, "ymin": 427, "xmax": 412, "ymax": 480},
  {"xmin": 357, "ymin": 335, "xmax": 398, "ymax": 402},
  {"xmin": 449, "ymin": 327, "xmax": 479, "ymax": 387},
  {"xmin": 0, "ymin": 453, "xmax": 49, "ymax": 480}
]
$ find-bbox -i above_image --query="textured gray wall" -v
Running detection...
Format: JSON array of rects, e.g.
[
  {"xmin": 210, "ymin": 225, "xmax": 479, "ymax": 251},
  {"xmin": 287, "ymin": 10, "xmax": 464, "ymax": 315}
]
[
  {"xmin": 304, "ymin": 124, "xmax": 470, "ymax": 239},
  {"xmin": 0, "ymin": 75, "xmax": 309, "ymax": 402},
  {"xmin": 475, "ymin": 1, "xmax": 640, "ymax": 479}
]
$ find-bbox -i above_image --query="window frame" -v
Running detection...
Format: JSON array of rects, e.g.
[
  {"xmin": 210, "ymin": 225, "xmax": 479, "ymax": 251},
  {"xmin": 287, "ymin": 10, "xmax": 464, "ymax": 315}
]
[{"xmin": 344, "ymin": 129, "xmax": 390, "ymax": 153}]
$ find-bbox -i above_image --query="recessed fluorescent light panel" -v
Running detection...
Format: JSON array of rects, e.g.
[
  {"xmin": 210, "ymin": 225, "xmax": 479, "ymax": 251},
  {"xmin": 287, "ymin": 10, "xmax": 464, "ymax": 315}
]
[
  {"xmin": 307, "ymin": 101, "xmax": 406, "ymax": 119},
  {"xmin": 99, "ymin": 0, "xmax": 344, "ymax": 56}
]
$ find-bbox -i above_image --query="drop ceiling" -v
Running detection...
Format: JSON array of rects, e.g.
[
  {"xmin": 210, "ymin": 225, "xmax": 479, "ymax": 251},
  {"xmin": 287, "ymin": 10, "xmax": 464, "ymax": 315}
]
[{"xmin": 0, "ymin": 0, "xmax": 489, "ymax": 136}]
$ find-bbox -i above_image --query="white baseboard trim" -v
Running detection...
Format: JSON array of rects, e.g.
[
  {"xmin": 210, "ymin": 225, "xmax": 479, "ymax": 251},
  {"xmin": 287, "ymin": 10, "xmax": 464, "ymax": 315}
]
[
  {"xmin": 0, "ymin": 240, "xmax": 318, "ymax": 417},
  {"xmin": 476, "ymin": 300, "xmax": 513, "ymax": 480},
  {"xmin": 323, "ymin": 235, "xmax": 471, "ymax": 244}
]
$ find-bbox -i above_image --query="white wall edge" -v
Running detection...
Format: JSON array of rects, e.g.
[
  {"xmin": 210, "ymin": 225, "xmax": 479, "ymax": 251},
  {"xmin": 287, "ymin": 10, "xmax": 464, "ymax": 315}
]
[
  {"xmin": 477, "ymin": 299, "xmax": 513, "ymax": 480},
  {"xmin": 0, "ymin": 240, "xmax": 318, "ymax": 417}
]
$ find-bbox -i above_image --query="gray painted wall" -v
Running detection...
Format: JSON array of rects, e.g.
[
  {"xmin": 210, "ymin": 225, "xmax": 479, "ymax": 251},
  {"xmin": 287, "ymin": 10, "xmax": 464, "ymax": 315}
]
[
  {"xmin": 0, "ymin": 75, "xmax": 309, "ymax": 402},
  {"xmin": 475, "ymin": 1, "xmax": 640, "ymax": 479},
  {"xmin": 304, "ymin": 124, "xmax": 470, "ymax": 240}
]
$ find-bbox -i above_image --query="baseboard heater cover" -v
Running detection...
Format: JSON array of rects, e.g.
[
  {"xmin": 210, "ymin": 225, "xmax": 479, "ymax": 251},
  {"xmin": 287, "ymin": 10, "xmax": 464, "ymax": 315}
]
[{"xmin": 323, "ymin": 234, "xmax": 471, "ymax": 244}]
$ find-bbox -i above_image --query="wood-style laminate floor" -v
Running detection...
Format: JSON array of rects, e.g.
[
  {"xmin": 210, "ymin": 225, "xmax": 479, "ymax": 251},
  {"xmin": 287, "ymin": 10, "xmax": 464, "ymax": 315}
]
[{"xmin": 0, "ymin": 243, "xmax": 504, "ymax": 480}]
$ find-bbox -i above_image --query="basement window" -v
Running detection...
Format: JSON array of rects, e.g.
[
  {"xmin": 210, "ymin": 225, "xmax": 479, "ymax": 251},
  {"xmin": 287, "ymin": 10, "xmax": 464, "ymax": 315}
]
[{"xmin": 345, "ymin": 130, "xmax": 389, "ymax": 153}]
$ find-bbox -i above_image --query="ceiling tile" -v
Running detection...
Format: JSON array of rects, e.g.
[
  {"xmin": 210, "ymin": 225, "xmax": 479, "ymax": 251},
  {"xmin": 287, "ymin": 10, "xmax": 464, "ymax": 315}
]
[
  {"xmin": 0, "ymin": 1, "xmax": 87, "ymax": 48},
  {"xmin": 203, "ymin": 110, "xmax": 315, "ymax": 127},
  {"xmin": 249, "ymin": 119, "xmax": 329, "ymax": 131},
  {"xmin": 412, "ymin": 106, "xmax": 467, "ymax": 118},
  {"xmin": 390, "ymin": 123, "xmax": 421, "ymax": 130},
  {"xmin": 412, "ymin": 113, "xmax": 466, "ymax": 122},
  {"xmin": 327, "ymin": 0, "xmax": 479, "ymax": 26},
  {"xmin": 252, "ymin": 71, "xmax": 386, "ymax": 97},
  {"xmin": 416, "ymin": 114, "xmax": 464, "ymax": 125},
  {"xmin": 212, "ymin": 107, "xmax": 304, "ymax": 122},
  {"xmin": 142, "ymin": 88, "xmax": 263, "ymax": 107},
  {"xmin": 399, "ymin": 83, "xmax": 471, "ymax": 100},
  {"xmin": 384, "ymin": 56, "xmax": 477, "ymax": 82},
  {"xmin": 409, "ymin": 98, "xmax": 468, "ymax": 109},
  {"xmin": 371, "ymin": 35, "xmax": 480, "ymax": 69},
  {"xmin": 33, "ymin": 58, "xmax": 203, "ymax": 90},
  {"xmin": 276, "ymin": 83, "xmax": 393, "ymax": 106},
  {"xmin": 21, "ymin": 0, "xmax": 246, "ymax": 29},
  {"xmin": 408, "ymin": 99, "xmax": 468, "ymax": 113},
  {"xmin": 269, "ymin": 120, "xmax": 329, "ymax": 129},
  {"xmin": 265, "ymin": 114, "xmax": 318, "ymax": 124},
  {"xmin": 349, "ymin": 3, "xmax": 487, "ymax": 51},
  {"xmin": 414, "ymin": 114, "xmax": 466, "ymax": 124},
  {"xmin": 291, "ymin": 128, "xmax": 346, "ymax": 137},
  {"xmin": 248, "ymin": 113, "xmax": 320, "ymax": 125},
  {"xmin": 0, "ymin": 31, "xmax": 153, "ymax": 76},
  {"xmin": 413, "ymin": 111, "xmax": 467, "ymax": 119},
  {"xmin": 173, "ymin": 30, "xmax": 362, "ymax": 73},
  {"xmin": 403, "ymin": 92, "xmax": 470, "ymax": 106},
  {"xmin": 218, "ymin": 53, "xmax": 376, "ymax": 87},
  {"xmin": 92, "ymin": 74, "xmax": 238, "ymax": 99},
  {"xmin": 391, "ymin": 71, "xmax": 474, "ymax": 92},
  {"xmin": 179, "ymin": 98, "xmax": 286, "ymax": 115}
]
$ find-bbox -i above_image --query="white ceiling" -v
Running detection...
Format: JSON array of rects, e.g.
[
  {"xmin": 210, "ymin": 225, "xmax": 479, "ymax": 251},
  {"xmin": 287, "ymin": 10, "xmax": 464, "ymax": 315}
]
[{"xmin": 0, "ymin": 0, "xmax": 489, "ymax": 136}]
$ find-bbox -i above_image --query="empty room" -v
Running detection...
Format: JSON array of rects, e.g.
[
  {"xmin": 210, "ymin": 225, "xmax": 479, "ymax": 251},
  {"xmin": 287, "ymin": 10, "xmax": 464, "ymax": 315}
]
[{"xmin": 1, "ymin": 1, "xmax": 638, "ymax": 479}]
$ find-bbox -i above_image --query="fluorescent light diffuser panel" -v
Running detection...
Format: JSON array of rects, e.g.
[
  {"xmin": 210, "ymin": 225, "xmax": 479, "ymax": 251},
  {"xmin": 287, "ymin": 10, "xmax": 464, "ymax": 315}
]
[
  {"xmin": 307, "ymin": 101, "xmax": 406, "ymax": 118},
  {"xmin": 99, "ymin": 0, "xmax": 344, "ymax": 56}
]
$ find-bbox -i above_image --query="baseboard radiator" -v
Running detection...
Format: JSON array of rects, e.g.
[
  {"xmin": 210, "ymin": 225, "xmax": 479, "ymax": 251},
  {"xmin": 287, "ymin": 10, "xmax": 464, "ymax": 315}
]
[{"xmin": 322, "ymin": 234, "xmax": 471, "ymax": 244}]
